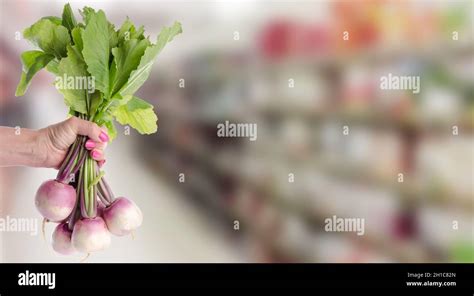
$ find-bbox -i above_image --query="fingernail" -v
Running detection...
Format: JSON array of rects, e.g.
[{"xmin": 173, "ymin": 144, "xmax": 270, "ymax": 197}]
[
  {"xmin": 98, "ymin": 160, "xmax": 106, "ymax": 168},
  {"xmin": 91, "ymin": 150, "xmax": 102, "ymax": 160},
  {"xmin": 85, "ymin": 140, "xmax": 96, "ymax": 149},
  {"xmin": 99, "ymin": 131, "xmax": 109, "ymax": 142}
]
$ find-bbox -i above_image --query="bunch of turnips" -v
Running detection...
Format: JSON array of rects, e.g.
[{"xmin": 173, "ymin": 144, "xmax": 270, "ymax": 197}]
[{"xmin": 16, "ymin": 3, "xmax": 182, "ymax": 255}]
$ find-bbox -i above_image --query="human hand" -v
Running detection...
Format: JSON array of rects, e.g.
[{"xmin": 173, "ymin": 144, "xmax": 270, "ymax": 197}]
[{"xmin": 36, "ymin": 117, "xmax": 109, "ymax": 169}]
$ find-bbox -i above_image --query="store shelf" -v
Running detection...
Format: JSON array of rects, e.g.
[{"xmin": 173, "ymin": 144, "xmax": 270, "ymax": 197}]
[
  {"xmin": 314, "ymin": 159, "xmax": 474, "ymax": 213},
  {"xmin": 142, "ymin": 137, "xmax": 441, "ymax": 263},
  {"xmin": 140, "ymin": 2, "xmax": 474, "ymax": 262},
  {"xmin": 252, "ymin": 42, "xmax": 474, "ymax": 69},
  {"xmin": 256, "ymin": 105, "xmax": 474, "ymax": 135}
]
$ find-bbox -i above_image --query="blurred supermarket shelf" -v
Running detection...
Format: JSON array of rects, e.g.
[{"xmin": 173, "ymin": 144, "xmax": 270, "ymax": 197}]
[
  {"xmin": 250, "ymin": 42, "xmax": 474, "ymax": 69},
  {"xmin": 139, "ymin": 39, "xmax": 473, "ymax": 262},
  {"xmin": 141, "ymin": 134, "xmax": 464, "ymax": 263},
  {"xmin": 1, "ymin": 0, "xmax": 472, "ymax": 264},
  {"xmin": 142, "ymin": 50, "xmax": 472, "ymax": 263},
  {"xmin": 246, "ymin": 106, "xmax": 473, "ymax": 134}
]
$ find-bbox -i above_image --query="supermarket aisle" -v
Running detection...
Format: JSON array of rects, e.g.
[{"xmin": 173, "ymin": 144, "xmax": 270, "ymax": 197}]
[
  {"xmin": 1, "ymin": 0, "xmax": 472, "ymax": 264},
  {"xmin": 2, "ymin": 136, "xmax": 243, "ymax": 263}
]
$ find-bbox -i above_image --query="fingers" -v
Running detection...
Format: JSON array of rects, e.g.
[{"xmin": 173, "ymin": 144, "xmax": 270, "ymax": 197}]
[
  {"xmin": 85, "ymin": 139, "xmax": 107, "ymax": 151},
  {"xmin": 91, "ymin": 149, "xmax": 105, "ymax": 161},
  {"xmin": 68, "ymin": 117, "xmax": 109, "ymax": 163},
  {"xmin": 69, "ymin": 117, "xmax": 109, "ymax": 143},
  {"xmin": 85, "ymin": 139, "xmax": 107, "ymax": 161}
]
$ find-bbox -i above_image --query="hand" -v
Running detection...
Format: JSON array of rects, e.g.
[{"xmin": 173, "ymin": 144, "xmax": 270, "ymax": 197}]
[{"xmin": 36, "ymin": 117, "xmax": 109, "ymax": 169}]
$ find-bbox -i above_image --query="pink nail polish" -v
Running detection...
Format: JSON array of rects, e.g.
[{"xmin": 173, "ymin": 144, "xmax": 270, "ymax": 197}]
[
  {"xmin": 99, "ymin": 131, "xmax": 109, "ymax": 142},
  {"xmin": 85, "ymin": 140, "xmax": 96, "ymax": 149},
  {"xmin": 91, "ymin": 150, "xmax": 101, "ymax": 159}
]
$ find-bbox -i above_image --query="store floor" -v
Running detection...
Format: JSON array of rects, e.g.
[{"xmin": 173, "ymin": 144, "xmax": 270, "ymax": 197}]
[{"xmin": 1, "ymin": 135, "xmax": 243, "ymax": 262}]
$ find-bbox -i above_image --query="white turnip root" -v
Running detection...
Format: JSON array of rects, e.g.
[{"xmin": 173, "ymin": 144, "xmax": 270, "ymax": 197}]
[
  {"xmin": 35, "ymin": 180, "xmax": 76, "ymax": 222},
  {"xmin": 52, "ymin": 223, "xmax": 75, "ymax": 255},
  {"xmin": 72, "ymin": 217, "xmax": 111, "ymax": 253},
  {"xmin": 103, "ymin": 197, "xmax": 143, "ymax": 236}
]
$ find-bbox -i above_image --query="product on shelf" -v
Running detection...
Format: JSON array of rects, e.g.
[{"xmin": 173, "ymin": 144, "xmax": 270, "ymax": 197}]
[
  {"xmin": 418, "ymin": 205, "xmax": 473, "ymax": 260},
  {"xmin": 416, "ymin": 136, "xmax": 473, "ymax": 202}
]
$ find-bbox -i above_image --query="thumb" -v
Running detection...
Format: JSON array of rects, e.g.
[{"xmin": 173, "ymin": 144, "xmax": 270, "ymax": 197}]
[{"xmin": 68, "ymin": 116, "xmax": 109, "ymax": 143}]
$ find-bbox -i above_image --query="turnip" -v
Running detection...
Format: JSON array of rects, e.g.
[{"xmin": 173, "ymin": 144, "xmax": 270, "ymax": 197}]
[
  {"xmin": 72, "ymin": 217, "xmax": 111, "ymax": 253},
  {"xmin": 16, "ymin": 4, "xmax": 181, "ymax": 256},
  {"xmin": 103, "ymin": 197, "xmax": 143, "ymax": 236},
  {"xmin": 96, "ymin": 201, "xmax": 105, "ymax": 217},
  {"xmin": 52, "ymin": 223, "xmax": 75, "ymax": 255},
  {"xmin": 35, "ymin": 180, "xmax": 76, "ymax": 222}
]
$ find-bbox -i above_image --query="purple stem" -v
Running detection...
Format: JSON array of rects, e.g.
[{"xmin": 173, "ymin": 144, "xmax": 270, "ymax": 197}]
[
  {"xmin": 56, "ymin": 138, "xmax": 81, "ymax": 183},
  {"xmin": 67, "ymin": 208, "xmax": 80, "ymax": 232},
  {"xmin": 89, "ymin": 158, "xmax": 97, "ymax": 218},
  {"xmin": 91, "ymin": 185, "xmax": 97, "ymax": 218},
  {"xmin": 101, "ymin": 177, "xmax": 115, "ymax": 201},
  {"xmin": 58, "ymin": 141, "xmax": 83, "ymax": 183},
  {"xmin": 97, "ymin": 188, "xmax": 110, "ymax": 207},
  {"xmin": 70, "ymin": 146, "xmax": 88, "ymax": 178},
  {"xmin": 80, "ymin": 169, "xmax": 88, "ymax": 218},
  {"xmin": 97, "ymin": 180, "xmax": 111, "ymax": 203},
  {"xmin": 57, "ymin": 137, "xmax": 79, "ymax": 176},
  {"xmin": 67, "ymin": 173, "xmax": 80, "ymax": 231}
]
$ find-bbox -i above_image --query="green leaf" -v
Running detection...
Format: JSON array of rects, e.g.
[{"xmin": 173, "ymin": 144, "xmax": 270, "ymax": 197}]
[
  {"xmin": 108, "ymin": 22, "xmax": 118, "ymax": 49},
  {"xmin": 57, "ymin": 45, "xmax": 88, "ymax": 114},
  {"xmin": 46, "ymin": 59, "xmax": 60, "ymax": 75},
  {"xmin": 69, "ymin": 43, "xmax": 84, "ymax": 63},
  {"xmin": 79, "ymin": 7, "xmax": 96, "ymax": 25},
  {"xmin": 104, "ymin": 119, "xmax": 117, "ymax": 140},
  {"xmin": 117, "ymin": 18, "xmax": 133, "ymax": 44},
  {"xmin": 62, "ymin": 3, "xmax": 77, "ymax": 32},
  {"xmin": 113, "ymin": 96, "xmax": 157, "ymax": 134},
  {"xmin": 41, "ymin": 16, "xmax": 62, "ymax": 25},
  {"xmin": 82, "ymin": 9, "xmax": 110, "ymax": 98},
  {"xmin": 19, "ymin": 50, "xmax": 44, "ymax": 72},
  {"xmin": 89, "ymin": 91, "xmax": 103, "ymax": 118},
  {"xmin": 23, "ymin": 19, "xmax": 71, "ymax": 58},
  {"xmin": 109, "ymin": 58, "xmax": 117, "ymax": 93},
  {"xmin": 110, "ymin": 38, "xmax": 150, "ymax": 95},
  {"xmin": 89, "ymin": 170, "xmax": 105, "ymax": 189},
  {"xmin": 117, "ymin": 21, "xmax": 182, "ymax": 97},
  {"xmin": 130, "ymin": 25, "xmax": 145, "ymax": 40},
  {"xmin": 15, "ymin": 50, "xmax": 55, "ymax": 96},
  {"xmin": 71, "ymin": 27, "xmax": 84, "ymax": 52},
  {"xmin": 24, "ymin": 55, "xmax": 55, "ymax": 87},
  {"xmin": 117, "ymin": 18, "xmax": 146, "ymax": 46}
]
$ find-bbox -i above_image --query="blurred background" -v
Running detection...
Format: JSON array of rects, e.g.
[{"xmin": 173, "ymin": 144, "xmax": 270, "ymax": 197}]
[{"xmin": 0, "ymin": 0, "xmax": 473, "ymax": 263}]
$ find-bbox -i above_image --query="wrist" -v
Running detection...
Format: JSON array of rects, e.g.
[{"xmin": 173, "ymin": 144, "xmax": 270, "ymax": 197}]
[
  {"xmin": 0, "ymin": 127, "xmax": 44, "ymax": 167},
  {"xmin": 17, "ymin": 128, "xmax": 46, "ymax": 167},
  {"xmin": 30, "ymin": 128, "xmax": 49, "ymax": 167}
]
